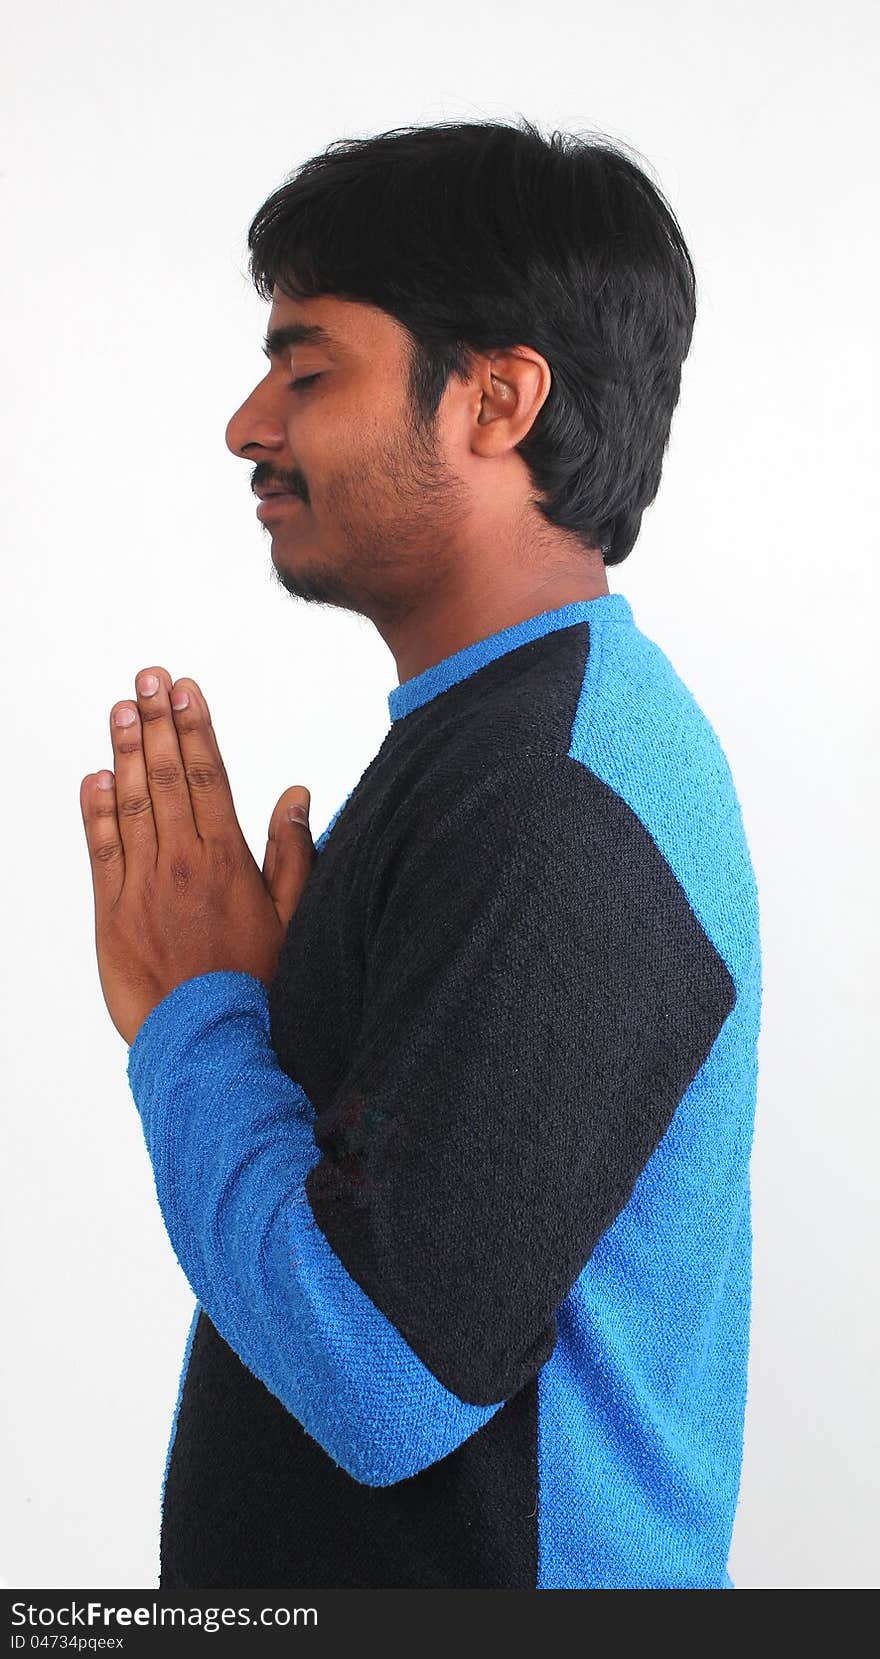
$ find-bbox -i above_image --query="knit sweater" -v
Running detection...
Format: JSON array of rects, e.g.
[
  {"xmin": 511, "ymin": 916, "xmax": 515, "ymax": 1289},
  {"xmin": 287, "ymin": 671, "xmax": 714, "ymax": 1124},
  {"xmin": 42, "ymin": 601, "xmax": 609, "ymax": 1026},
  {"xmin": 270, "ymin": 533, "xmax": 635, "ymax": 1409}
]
[{"xmin": 127, "ymin": 591, "xmax": 762, "ymax": 1590}]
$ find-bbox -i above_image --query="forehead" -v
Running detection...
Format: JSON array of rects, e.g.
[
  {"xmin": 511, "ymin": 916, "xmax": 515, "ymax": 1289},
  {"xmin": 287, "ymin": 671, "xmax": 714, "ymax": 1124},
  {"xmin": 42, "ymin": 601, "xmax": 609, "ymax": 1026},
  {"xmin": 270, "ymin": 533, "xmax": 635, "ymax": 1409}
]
[{"xmin": 265, "ymin": 288, "xmax": 407, "ymax": 359}]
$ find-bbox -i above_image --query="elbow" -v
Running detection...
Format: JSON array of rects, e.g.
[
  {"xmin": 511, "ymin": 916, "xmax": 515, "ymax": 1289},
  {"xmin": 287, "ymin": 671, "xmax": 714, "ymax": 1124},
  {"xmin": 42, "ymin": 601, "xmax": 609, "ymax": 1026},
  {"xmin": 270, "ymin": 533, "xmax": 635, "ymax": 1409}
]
[{"xmin": 306, "ymin": 1379, "xmax": 505, "ymax": 1488}]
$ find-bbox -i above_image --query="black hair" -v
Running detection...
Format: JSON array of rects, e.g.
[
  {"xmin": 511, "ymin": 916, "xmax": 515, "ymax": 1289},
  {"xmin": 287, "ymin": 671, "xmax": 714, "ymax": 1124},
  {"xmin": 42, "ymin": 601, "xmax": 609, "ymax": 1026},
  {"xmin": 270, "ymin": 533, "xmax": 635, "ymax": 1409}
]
[{"xmin": 246, "ymin": 117, "xmax": 697, "ymax": 565}]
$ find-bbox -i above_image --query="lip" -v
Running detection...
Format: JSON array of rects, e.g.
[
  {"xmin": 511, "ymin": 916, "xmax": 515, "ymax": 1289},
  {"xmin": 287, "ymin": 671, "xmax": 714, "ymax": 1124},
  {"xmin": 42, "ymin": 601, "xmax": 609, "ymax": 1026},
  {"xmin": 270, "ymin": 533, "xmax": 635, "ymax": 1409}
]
[{"xmin": 256, "ymin": 493, "xmax": 303, "ymax": 520}]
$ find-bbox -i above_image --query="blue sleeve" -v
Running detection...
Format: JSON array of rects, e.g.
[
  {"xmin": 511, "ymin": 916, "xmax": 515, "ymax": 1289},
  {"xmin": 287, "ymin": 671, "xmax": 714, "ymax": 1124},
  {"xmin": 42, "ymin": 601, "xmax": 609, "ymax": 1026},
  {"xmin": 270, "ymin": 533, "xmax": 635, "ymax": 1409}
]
[{"xmin": 127, "ymin": 970, "xmax": 500, "ymax": 1487}]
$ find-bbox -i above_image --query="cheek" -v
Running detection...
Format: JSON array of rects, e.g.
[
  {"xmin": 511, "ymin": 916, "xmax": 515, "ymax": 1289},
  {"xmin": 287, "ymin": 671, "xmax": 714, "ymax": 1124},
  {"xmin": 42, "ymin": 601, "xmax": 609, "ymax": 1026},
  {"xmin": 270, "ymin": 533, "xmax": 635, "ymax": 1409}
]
[
  {"xmin": 304, "ymin": 407, "xmax": 362, "ymax": 478},
  {"xmin": 296, "ymin": 394, "xmax": 401, "ymax": 501}
]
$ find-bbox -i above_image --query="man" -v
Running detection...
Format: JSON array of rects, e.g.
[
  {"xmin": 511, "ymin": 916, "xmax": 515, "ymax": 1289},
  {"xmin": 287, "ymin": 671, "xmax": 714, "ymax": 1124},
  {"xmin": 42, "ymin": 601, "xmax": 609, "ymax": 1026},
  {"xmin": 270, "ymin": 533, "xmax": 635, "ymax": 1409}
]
[{"xmin": 80, "ymin": 119, "xmax": 762, "ymax": 1589}]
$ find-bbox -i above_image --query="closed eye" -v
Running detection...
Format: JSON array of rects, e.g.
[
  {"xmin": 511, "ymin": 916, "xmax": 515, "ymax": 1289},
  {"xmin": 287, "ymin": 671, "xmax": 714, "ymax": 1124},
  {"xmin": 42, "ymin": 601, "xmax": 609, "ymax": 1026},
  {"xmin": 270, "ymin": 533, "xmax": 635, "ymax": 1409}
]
[{"xmin": 288, "ymin": 374, "xmax": 323, "ymax": 393}]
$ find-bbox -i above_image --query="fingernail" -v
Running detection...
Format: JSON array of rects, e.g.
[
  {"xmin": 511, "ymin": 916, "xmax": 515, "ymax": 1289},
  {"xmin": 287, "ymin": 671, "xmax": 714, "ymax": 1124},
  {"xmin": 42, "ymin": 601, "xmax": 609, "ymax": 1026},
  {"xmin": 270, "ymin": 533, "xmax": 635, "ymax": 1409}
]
[
  {"xmin": 170, "ymin": 689, "xmax": 190, "ymax": 709},
  {"xmin": 287, "ymin": 804, "xmax": 309, "ymax": 824}
]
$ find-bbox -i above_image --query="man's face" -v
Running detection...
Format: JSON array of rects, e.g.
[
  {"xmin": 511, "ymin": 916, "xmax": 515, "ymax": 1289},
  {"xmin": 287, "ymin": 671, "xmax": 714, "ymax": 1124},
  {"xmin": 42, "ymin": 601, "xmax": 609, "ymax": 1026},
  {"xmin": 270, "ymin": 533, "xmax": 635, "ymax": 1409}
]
[{"xmin": 225, "ymin": 287, "xmax": 468, "ymax": 623}]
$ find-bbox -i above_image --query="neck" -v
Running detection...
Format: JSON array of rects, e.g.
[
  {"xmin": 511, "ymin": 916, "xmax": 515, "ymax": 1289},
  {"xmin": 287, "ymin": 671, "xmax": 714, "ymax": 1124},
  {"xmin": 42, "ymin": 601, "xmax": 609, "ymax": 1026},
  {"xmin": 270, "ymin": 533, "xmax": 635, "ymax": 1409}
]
[{"xmin": 387, "ymin": 560, "xmax": 610, "ymax": 685}]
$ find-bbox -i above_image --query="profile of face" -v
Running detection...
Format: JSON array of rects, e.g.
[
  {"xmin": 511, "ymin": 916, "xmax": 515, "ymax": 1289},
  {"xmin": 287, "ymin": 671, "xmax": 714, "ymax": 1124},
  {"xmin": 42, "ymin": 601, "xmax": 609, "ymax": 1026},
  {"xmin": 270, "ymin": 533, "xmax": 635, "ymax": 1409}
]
[
  {"xmin": 225, "ymin": 286, "xmax": 556, "ymax": 631},
  {"xmin": 225, "ymin": 287, "xmax": 475, "ymax": 626}
]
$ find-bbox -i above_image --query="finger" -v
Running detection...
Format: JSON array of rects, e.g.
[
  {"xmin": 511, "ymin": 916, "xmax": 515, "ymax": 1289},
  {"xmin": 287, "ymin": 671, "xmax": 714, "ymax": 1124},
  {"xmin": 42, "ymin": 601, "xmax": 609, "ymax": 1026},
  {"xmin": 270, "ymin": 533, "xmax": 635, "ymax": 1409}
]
[
  {"xmin": 167, "ymin": 677, "xmax": 244, "ymax": 840},
  {"xmin": 267, "ymin": 786, "xmax": 312, "ymax": 847},
  {"xmin": 264, "ymin": 787, "xmax": 315, "ymax": 929},
  {"xmin": 110, "ymin": 697, "xmax": 158, "ymax": 869},
  {"xmin": 133, "ymin": 667, "xmax": 198, "ymax": 849},
  {"xmin": 79, "ymin": 770, "xmax": 125, "ymax": 910}
]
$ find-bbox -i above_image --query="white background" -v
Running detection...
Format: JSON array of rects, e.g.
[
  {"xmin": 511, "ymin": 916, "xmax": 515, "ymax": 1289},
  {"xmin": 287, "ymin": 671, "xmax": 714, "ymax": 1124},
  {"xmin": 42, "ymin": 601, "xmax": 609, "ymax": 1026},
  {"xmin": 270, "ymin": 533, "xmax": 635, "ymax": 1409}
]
[{"xmin": 1, "ymin": 0, "xmax": 877, "ymax": 1593}]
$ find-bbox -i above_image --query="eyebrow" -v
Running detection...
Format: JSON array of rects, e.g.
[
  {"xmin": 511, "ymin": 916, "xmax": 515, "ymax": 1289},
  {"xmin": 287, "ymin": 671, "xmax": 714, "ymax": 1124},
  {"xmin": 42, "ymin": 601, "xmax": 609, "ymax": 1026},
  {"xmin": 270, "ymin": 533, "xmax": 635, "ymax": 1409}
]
[{"xmin": 261, "ymin": 321, "xmax": 337, "ymax": 359}]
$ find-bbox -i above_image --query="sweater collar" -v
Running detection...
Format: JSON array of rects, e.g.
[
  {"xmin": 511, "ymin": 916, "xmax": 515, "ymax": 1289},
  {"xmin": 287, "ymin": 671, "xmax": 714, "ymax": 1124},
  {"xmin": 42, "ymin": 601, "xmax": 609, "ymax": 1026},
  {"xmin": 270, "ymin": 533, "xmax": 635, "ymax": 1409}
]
[{"xmin": 388, "ymin": 592, "xmax": 633, "ymax": 724}]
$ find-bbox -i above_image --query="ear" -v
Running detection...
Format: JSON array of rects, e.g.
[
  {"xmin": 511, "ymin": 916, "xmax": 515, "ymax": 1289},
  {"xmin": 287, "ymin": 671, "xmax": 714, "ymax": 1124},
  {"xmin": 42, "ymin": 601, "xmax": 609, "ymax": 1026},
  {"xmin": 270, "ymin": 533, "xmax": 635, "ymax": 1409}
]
[{"xmin": 471, "ymin": 347, "xmax": 552, "ymax": 452}]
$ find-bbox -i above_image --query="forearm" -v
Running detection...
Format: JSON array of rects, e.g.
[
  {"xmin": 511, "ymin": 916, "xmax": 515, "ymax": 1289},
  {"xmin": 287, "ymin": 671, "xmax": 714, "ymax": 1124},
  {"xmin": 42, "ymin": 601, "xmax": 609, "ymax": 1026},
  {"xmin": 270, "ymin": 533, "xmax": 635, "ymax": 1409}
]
[{"xmin": 127, "ymin": 969, "xmax": 500, "ymax": 1485}]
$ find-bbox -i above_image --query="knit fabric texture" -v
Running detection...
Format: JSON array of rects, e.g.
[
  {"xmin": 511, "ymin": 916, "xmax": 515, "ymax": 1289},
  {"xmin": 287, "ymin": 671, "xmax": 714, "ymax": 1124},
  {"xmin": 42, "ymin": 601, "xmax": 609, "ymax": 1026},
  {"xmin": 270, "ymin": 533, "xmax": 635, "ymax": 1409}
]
[{"xmin": 127, "ymin": 592, "xmax": 762, "ymax": 1589}]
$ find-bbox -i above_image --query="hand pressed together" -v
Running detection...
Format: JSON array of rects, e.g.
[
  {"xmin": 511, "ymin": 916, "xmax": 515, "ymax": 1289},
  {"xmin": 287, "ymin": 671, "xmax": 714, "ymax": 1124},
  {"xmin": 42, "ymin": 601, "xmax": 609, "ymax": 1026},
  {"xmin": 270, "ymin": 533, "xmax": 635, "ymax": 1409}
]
[{"xmin": 80, "ymin": 666, "xmax": 315, "ymax": 1047}]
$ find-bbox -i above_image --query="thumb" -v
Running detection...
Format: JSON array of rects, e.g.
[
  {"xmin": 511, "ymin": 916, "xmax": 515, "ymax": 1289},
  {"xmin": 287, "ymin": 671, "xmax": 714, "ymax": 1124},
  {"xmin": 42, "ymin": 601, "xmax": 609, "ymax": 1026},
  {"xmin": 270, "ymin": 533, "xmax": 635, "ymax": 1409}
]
[{"xmin": 263, "ymin": 786, "xmax": 316, "ymax": 929}]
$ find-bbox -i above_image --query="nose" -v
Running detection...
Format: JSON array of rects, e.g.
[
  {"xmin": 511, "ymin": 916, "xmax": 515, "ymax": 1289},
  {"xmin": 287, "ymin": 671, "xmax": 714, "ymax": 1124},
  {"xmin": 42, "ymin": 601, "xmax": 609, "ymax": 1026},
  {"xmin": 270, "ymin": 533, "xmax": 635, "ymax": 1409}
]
[{"xmin": 225, "ymin": 378, "xmax": 286, "ymax": 460}]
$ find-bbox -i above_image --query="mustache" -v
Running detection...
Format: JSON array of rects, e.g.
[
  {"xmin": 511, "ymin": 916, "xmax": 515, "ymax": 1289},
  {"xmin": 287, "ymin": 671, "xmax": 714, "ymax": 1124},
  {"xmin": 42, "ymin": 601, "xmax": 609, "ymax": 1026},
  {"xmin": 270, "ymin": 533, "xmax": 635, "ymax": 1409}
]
[{"xmin": 254, "ymin": 478, "xmax": 307, "ymax": 500}]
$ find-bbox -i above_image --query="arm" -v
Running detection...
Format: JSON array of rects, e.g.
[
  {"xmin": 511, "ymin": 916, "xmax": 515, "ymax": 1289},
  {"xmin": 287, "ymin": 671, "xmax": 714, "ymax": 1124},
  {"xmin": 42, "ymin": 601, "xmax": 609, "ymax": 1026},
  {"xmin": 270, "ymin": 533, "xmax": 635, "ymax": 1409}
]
[
  {"xmin": 128, "ymin": 744, "xmax": 736, "ymax": 1483},
  {"xmin": 128, "ymin": 970, "xmax": 497, "ymax": 1486}
]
